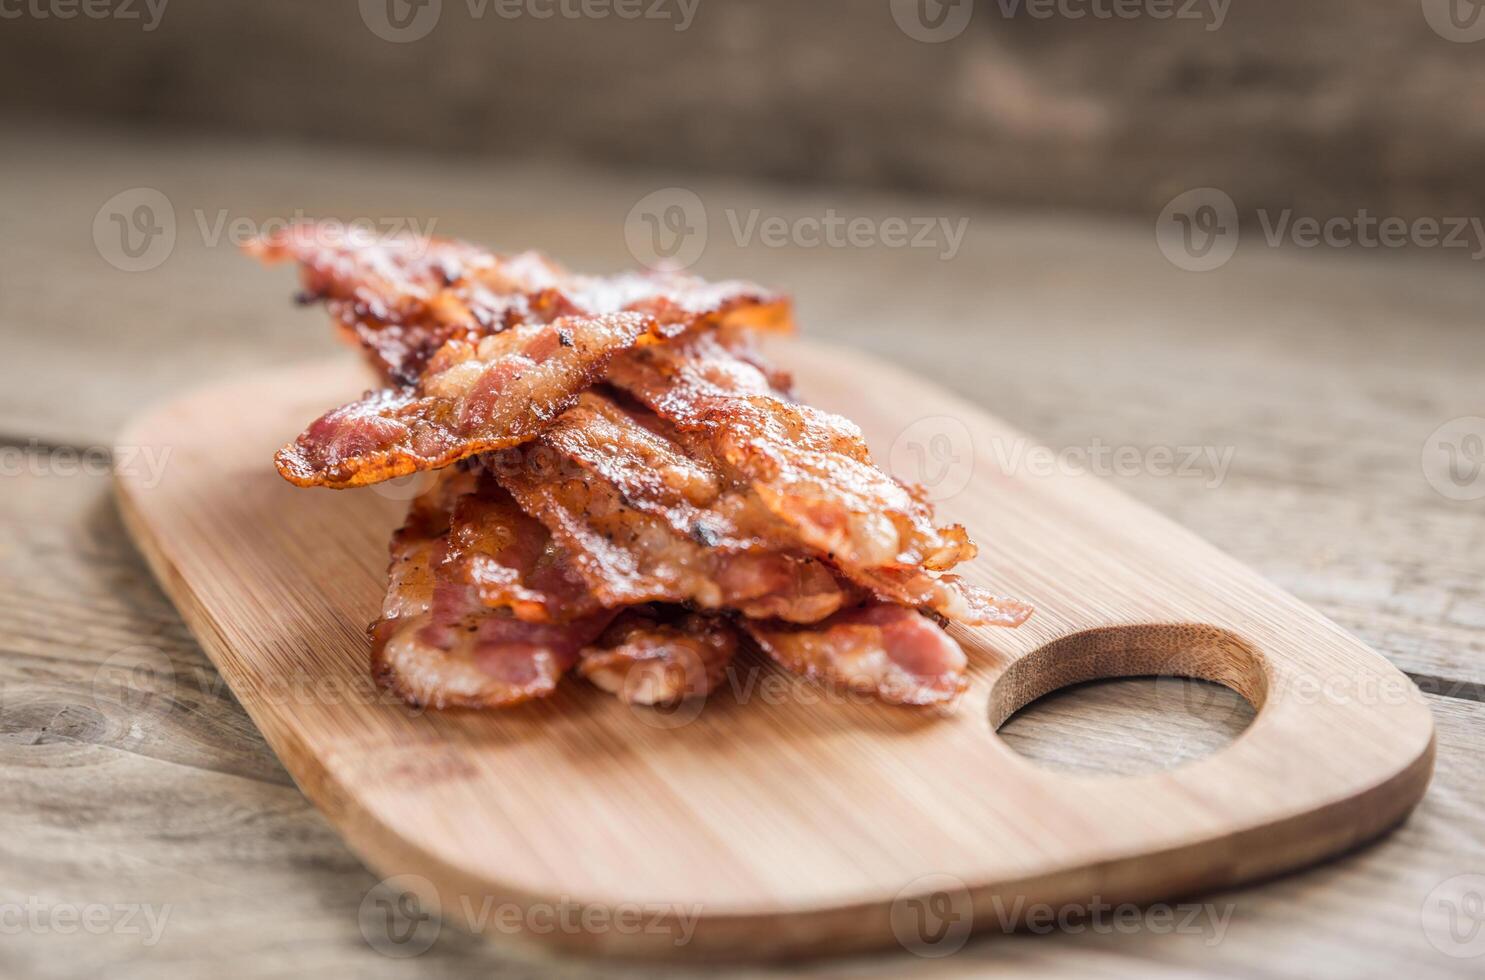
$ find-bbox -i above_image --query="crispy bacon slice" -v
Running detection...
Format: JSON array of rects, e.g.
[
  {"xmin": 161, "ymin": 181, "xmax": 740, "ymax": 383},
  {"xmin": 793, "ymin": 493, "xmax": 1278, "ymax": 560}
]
[
  {"xmin": 859, "ymin": 568, "xmax": 1032, "ymax": 628},
  {"xmin": 256, "ymin": 230, "xmax": 1031, "ymax": 711},
  {"xmin": 249, "ymin": 225, "xmax": 792, "ymax": 384},
  {"xmin": 607, "ymin": 332, "xmax": 970, "ymax": 564},
  {"xmin": 743, "ymin": 603, "xmax": 970, "ymax": 706},
  {"xmin": 578, "ymin": 607, "xmax": 738, "ymax": 705},
  {"xmin": 444, "ymin": 475, "xmax": 601, "ymax": 622},
  {"xmin": 489, "ymin": 440, "xmax": 852, "ymax": 623},
  {"xmin": 276, "ymin": 313, "xmax": 657, "ymax": 488},
  {"xmin": 483, "ymin": 390, "xmax": 858, "ymax": 622},
  {"xmin": 532, "ymin": 391, "xmax": 799, "ymax": 554},
  {"xmin": 369, "ymin": 470, "xmax": 616, "ymax": 709},
  {"xmin": 606, "ymin": 333, "xmax": 1029, "ymax": 626}
]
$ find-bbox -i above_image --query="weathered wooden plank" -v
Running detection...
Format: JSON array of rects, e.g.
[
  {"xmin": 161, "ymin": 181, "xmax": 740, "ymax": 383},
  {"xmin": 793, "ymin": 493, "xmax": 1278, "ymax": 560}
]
[
  {"xmin": 1, "ymin": 2, "xmax": 1481, "ymax": 221},
  {"xmin": 1, "ymin": 428, "xmax": 1481, "ymax": 977},
  {"xmin": 4, "ymin": 129, "xmax": 1481, "ymax": 692},
  {"xmin": 3, "ymin": 129, "xmax": 1483, "ymax": 975}
]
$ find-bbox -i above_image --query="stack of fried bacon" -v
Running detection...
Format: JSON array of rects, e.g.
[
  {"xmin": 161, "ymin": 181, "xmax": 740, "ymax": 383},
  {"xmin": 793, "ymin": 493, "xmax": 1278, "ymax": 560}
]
[{"xmin": 250, "ymin": 225, "xmax": 1031, "ymax": 712}]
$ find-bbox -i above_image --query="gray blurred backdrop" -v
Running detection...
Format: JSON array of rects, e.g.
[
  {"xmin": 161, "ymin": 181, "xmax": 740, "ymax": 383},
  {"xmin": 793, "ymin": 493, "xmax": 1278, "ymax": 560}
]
[{"xmin": 3, "ymin": 0, "xmax": 1482, "ymax": 219}]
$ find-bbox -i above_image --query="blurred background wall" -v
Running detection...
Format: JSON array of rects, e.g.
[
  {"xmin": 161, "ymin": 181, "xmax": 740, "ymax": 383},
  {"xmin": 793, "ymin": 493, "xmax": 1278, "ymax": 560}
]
[{"xmin": 3, "ymin": 0, "xmax": 1482, "ymax": 220}]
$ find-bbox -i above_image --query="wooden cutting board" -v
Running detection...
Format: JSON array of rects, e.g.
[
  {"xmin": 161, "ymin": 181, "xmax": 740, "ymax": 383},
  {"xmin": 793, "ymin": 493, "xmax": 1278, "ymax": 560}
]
[{"xmin": 114, "ymin": 339, "xmax": 1435, "ymax": 960}]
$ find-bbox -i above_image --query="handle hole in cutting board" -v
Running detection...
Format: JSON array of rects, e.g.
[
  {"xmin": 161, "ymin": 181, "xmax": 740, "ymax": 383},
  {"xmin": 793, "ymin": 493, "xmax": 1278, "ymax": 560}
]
[{"xmin": 988, "ymin": 625, "xmax": 1265, "ymax": 776}]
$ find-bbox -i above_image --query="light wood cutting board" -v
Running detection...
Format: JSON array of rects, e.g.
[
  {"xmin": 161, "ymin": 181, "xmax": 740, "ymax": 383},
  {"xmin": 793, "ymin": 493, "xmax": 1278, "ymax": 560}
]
[{"xmin": 114, "ymin": 339, "xmax": 1435, "ymax": 960}]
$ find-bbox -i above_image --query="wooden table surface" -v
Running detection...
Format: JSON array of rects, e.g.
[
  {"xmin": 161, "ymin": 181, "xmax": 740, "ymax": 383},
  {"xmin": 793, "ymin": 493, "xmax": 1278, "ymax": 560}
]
[{"xmin": 3, "ymin": 122, "xmax": 1483, "ymax": 979}]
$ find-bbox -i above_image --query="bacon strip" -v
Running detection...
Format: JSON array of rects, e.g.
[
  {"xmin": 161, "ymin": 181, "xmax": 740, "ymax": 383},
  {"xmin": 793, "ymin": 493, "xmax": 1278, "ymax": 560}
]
[
  {"xmin": 444, "ymin": 475, "xmax": 601, "ymax": 622},
  {"xmin": 369, "ymin": 470, "xmax": 616, "ymax": 709},
  {"xmin": 578, "ymin": 607, "xmax": 738, "ymax": 705},
  {"xmin": 533, "ymin": 391, "xmax": 800, "ymax": 554},
  {"xmin": 276, "ymin": 313, "xmax": 657, "ymax": 488},
  {"xmin": 608, "ymin": 332, "xmax": 970, "ymax": 564},
  {"xmin": 488, "ymin": 438, "xmax": 853, "ymax": 623},
  {"xmin": 254, "ymin": 232, "xmax": 1032, "ymax": 711},
  {"xmin": 606, "ymin": 334, "xmax": 1029, "ymax": 626},
  {"xmin": 249, "ymin": 225, "xmax": 792, "ymax": 385},
  {"xmin": 743, "ymin": 603, "xmax": 970, "ymax": 706}
]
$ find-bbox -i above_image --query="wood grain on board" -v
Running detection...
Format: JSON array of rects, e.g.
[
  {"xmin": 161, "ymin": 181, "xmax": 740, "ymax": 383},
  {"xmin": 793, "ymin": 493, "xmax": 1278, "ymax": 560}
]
[
  {"xmin": 110, "ymin": 341, "xmax": 1434, "ymax": 958},
  {"xmin": 2, "ymin": 458, "xmax": 1479, "ymax": 978}
]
